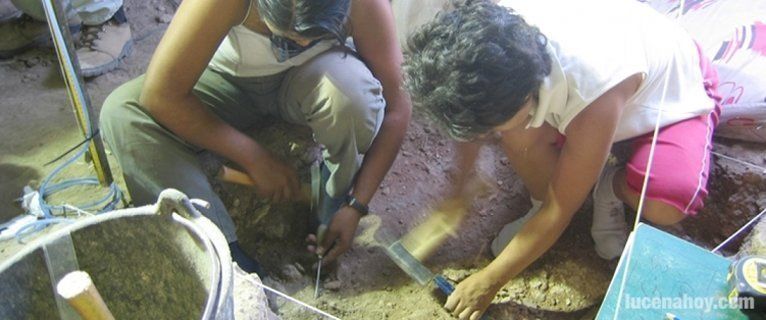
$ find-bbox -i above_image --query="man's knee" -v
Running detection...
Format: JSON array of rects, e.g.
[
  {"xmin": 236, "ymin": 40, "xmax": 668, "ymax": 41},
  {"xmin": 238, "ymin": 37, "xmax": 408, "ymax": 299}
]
[
  {"xmin": 299, "ymin": 52, "xmax": 386, "ymax": 152},
  {"xmin": 324, "ymin": 78, "xmax": 384, "ymax": 153},
  {"xmin": 99, "ymin": 86, "xmax": 126, "ymax": 133},
  {"xmin": 99, "ymin": 76, "xmax": 144, "ymax": 139},
  {"xmin": 309, "ymin": 54, "xmax": 383, "ymax": 108}
]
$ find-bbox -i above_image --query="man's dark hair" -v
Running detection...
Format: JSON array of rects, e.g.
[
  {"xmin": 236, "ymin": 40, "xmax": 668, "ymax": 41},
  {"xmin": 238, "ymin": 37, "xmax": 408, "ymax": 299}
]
[
  {"xmin": 256, "ymin": 0, "xmax": 350, "ymax": 44},
  {"xmin": 404, "ymin": 0, "xmax": 551, "ymax": 140}
]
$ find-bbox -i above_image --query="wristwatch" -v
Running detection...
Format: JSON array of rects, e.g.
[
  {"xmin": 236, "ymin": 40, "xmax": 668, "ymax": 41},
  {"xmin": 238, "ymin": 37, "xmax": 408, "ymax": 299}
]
[{"xmin": 345, "ymin": 195, "xmax": 369, "ymax": 216}]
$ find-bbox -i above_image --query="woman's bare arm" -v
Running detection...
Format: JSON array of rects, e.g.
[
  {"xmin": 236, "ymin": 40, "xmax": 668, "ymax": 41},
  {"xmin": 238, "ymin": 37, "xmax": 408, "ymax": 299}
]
[{"xmin": 445, "ymin": 74, "xmax": 641, "ymax": 319}]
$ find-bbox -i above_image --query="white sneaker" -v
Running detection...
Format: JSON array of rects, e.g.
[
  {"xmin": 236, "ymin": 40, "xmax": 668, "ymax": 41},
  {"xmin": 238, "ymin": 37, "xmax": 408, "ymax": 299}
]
[
  {"xmin": 490, "ymin": 198, "xmax": 542, "ymax": 257},
  {"xmin": 591, "ymin": 165, "xmax": 628, "ymax": 260}
]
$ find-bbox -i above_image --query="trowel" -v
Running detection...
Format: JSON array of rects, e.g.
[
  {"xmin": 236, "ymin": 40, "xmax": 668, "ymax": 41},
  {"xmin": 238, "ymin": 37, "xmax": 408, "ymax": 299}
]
[
  {"xmin": 383, "ymin": 174, "xmax": 495, "ymax": 289},
  {"xmin": 385, "ymin": 239, "xmax": 456, "ymax": 295},
  {"xmin": 381, "ymin": 173, "xmax": 495, "ymax": 319},
  {"xmin": 385, "ymin": 240, "xmax": 490, "ymax": 319}
]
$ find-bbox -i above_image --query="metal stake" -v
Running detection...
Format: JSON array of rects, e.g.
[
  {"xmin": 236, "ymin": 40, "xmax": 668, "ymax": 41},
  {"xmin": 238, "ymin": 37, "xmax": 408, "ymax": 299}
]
[{"xmin": 314, "ymin": 257, "xmax": 322, "ymax": 299}]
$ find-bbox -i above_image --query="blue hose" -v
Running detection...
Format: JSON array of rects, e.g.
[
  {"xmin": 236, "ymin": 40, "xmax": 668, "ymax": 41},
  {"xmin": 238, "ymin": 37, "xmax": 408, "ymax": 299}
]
[{"xmin": 2, "ymin": 140, "xmax": 123, "ymax": 242}]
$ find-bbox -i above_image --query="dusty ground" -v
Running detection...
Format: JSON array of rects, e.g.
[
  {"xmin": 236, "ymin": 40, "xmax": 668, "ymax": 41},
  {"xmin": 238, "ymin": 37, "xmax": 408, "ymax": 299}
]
[{"xmin": 1, "ymin": 0, "xmax": 765, "ymax": 319}]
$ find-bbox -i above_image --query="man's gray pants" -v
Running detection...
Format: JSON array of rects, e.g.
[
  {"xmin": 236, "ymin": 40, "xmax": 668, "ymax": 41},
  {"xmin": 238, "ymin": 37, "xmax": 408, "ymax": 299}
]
[{"xmin": 100, "ymin": 48, "xmax": 386, "ymax": 242}]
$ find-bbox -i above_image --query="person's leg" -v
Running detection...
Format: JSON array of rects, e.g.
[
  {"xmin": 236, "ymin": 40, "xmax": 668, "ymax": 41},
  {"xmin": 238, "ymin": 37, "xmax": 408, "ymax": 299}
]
[
  {"xmin": 10, "ymin": 0, "xmax": 75, "ymax": 21},
  {"xmin": 71, "ymin": 0, "xmax": 122, "ymax": 25},
  {"xmin": 594, "ymin": 43, "xmax": 722, "ymax": 259},
  {"xmin": 101, "ymin": 69, "xmax": 271, "ymax": 276},
  {"xmin": 592, "ymin": 114, "xmax": 718, "ymax": 258},
  {"xmin": 100, "ymin": 68, "xmax": 262, "ymax": 248},
  {"xmin": 0, "ymin": 0, "xmax": 79, "ymax": 59},
  {"xmin": 72, "ymin": 0, "xmax": 131, "ymax": 77},
  {"xmin": 1, "ymin": 0, "xmax": 129, "ymax": 76},
  {"xmin": 591, "ymin": 164, "xmax": 629, "ymax": 259},
  {"xmin": 615, "ymin": 43, "xmax": 722, "ymax": 227},
  {"xmin": 0, "ymin": 1, "xmax": 21, "ymax": 22},
  {"xmin": 277, "ymin": 47, "xmax": 386, "ymax": 226},
  {"xmin": 615, "ymin": 109, "xmax": 719, "ymax": 224}
]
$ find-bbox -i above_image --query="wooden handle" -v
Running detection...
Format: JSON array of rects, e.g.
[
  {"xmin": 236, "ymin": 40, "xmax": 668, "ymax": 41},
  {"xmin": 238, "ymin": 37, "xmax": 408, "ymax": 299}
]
[
  {"xmin": 217, "ymin": 165, "xmax": 256, "ymax": 186},
  {"xmin": 217, "ymin": 165, "xmax": 311, "ymax": 203},
  {"xmin": 56, "ymin": 271, "xmax": 115, "ymax": 320}
]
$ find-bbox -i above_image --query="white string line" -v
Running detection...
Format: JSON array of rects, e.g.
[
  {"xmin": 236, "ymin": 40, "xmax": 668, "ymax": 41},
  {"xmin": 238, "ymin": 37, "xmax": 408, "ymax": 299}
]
[
  {"xmin": 613, "ymin": 1, "xmax": 686, "ymax": 318},
  {"xmin": 250, "ymin": 279, "xmax": 341, "ymax": 320},
  {"xmin": 712, "ymin": 207, "xmax": 766, "ymax": 254},
  {"xmin": 612, "ymin": 81, "xmax": 668, "ymax": 319},
  {"xmin": 712, "ymin": 151, "xmax": 766, "ymax": 174}
]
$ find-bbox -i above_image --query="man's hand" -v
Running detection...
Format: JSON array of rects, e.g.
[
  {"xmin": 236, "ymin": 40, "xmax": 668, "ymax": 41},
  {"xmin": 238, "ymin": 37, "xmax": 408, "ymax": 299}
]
[
  {"xmin": 444, "ymin": 269, "xmax": 500, "ymax": 320},
  {"xmin": 316, "ymin": 205, "xmax": 362, "ymax": 264},
  {"xmin": 244, "ymin": 152, "xmax": 300, "ymax": 203}
]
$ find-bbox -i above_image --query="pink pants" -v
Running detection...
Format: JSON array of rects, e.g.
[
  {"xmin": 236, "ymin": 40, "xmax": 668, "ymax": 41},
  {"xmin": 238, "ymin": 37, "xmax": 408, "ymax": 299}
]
[
  {"xmin": 555, "ymin": 44, "xmax": 722, "ymax": 215},
  {"xmin": 624, "ymin": 44, "xmax": 722, "ymax": 215}
]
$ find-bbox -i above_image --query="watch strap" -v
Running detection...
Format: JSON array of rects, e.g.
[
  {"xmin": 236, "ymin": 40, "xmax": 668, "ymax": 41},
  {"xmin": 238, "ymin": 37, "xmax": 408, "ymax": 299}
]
[{"xmin": 346, "ymin": 195, "xmax": 369, "ymax": 216}]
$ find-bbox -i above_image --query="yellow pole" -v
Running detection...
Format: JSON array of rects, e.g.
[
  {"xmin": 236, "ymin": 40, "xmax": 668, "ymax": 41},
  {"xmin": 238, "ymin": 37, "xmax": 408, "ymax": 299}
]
[{"xmin": 41, "ymin": 0, "xmax": 113, "ymax": 185}]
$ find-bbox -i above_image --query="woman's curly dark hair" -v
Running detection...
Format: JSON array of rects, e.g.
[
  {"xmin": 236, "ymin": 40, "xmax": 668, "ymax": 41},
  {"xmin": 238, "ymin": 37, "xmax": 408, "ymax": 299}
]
[{"xmin": 404, "ymin": 0, "xmax": 551, "ymax": 140}]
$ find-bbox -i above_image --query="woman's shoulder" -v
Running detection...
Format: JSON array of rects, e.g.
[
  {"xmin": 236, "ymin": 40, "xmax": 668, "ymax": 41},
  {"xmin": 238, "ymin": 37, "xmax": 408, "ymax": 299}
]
[{"xmin": 240, "ymin": 1, "xmax": 272, "ymax": 36}]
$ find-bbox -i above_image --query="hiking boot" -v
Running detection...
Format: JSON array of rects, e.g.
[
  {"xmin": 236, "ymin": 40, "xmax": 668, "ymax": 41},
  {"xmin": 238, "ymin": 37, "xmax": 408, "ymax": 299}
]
[
  {"xmin": 0, "ymin": 14, "xmax": 80, "ymax": 59},
  {"xmin": 77, "ymin": 19, "xmax": 132, "ymax": 77},
  {"xmin": 490, "ymin": 198, "xmax": 543, "ymax": 256},
  {"xmin": 591, "ymin": 165, "xmax": 629, "ymax": 260},
  {"xmin": 0, "ymin": 1, "xmax": 21, "ymax": 23}
]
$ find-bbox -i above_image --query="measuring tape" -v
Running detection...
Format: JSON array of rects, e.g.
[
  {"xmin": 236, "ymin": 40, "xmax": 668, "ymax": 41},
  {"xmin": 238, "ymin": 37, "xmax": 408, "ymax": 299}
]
[{"xmin": 728, "ymin": 255, "xmax": 766, "ymax": 317}]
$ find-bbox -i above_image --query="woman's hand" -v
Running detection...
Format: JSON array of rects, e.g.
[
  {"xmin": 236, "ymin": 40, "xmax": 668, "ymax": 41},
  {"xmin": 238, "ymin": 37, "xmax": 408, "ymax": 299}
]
[{"xmin": 445, "ymin": 269, "xmax": 500, "ymax": 320}]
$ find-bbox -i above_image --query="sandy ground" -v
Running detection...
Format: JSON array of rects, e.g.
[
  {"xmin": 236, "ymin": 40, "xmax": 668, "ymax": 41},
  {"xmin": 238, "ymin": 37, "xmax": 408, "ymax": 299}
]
[{"xmin": 1, "ymin": 1, "xmax": 765, "ymax": 319}]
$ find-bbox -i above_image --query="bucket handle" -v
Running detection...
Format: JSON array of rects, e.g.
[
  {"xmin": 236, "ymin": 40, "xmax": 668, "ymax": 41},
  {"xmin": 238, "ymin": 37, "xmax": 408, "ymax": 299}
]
[
  {"xmin": 155, "ymin": 189, "xmax": 211, "ymax": 219},
  {"xmin": 154, "ymin": 189, "xmax": 230, "ymax": 320}
]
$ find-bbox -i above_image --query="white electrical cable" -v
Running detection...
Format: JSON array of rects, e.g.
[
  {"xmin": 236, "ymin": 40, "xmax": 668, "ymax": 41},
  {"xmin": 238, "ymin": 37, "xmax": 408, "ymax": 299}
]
[
  {"xmin": 612, "ymin": 1, "xmax": 687, "ymax": 318},
  {"xmin": 248, "ymin": 279, "xmax": 341, "ymax": 320}
]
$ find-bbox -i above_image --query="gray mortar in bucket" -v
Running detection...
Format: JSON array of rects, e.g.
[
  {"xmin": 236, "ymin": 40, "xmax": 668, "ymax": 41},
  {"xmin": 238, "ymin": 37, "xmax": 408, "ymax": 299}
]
[{"xmin": 0, "ymin": 189, "xmax": 235, "ymax": 319}]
